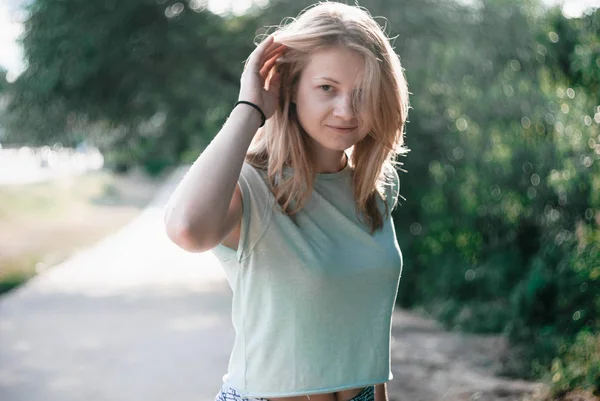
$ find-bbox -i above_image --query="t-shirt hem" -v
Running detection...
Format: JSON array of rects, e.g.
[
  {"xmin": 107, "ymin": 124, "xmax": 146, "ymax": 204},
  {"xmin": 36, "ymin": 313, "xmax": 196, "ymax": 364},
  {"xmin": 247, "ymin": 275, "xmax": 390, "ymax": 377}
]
[{"xmin": 230, "ymin": 377, "xmax": 391, "ymax": 398}]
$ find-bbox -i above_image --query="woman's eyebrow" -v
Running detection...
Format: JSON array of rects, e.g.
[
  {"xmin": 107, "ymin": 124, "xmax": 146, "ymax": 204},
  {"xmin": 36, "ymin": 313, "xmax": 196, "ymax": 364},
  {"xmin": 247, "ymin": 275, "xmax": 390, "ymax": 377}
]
[{"xmin": 314, "ymin": 76, "xmax": 341, "ymax": 84}]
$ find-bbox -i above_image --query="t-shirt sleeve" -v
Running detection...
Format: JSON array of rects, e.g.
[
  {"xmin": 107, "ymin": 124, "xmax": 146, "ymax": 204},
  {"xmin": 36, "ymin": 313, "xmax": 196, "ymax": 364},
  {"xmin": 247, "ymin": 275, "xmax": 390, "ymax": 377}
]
[{"xmin": 235, "ymin": 162, "xmax": 275, "ymax": 262}]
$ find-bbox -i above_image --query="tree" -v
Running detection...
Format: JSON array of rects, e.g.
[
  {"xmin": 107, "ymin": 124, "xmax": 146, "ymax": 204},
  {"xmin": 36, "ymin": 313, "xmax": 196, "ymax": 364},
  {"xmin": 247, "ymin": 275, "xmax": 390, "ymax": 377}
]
[{"xmin": 5, "ymin": 0, "xmax": 260, "ymax": 171}]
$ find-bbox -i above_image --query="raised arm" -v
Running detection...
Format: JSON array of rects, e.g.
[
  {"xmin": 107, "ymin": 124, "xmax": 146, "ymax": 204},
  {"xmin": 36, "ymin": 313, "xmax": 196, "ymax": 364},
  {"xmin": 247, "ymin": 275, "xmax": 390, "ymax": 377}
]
[{"xmin": 164, "ymin": 35, "xmax": 285, "ymax": 252}]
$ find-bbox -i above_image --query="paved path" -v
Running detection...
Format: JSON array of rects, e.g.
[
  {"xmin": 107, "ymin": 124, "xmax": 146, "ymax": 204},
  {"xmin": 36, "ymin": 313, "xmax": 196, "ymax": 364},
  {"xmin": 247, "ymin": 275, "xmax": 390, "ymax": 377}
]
[
  {"xmin": 0, "ymin": 167, "xmax": 542, "ymax": 401},
  {"xmin": 0, "ymin": 168, "xmax": 234, "ymax": 401}
]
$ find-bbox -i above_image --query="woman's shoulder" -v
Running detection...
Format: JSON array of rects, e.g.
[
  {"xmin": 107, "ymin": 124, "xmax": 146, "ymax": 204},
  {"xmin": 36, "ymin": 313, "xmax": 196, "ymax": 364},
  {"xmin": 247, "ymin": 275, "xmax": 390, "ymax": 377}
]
[{"xmin": 240, "ymin": 161, "xmax": 270, "ymax": 186}]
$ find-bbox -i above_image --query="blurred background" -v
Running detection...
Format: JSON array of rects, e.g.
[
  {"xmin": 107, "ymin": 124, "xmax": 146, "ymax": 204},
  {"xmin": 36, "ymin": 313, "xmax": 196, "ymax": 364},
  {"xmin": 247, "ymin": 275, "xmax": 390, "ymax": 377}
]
[{"xmin": 0, "ymin": 0, "xmax": 598, "ymax": 399}]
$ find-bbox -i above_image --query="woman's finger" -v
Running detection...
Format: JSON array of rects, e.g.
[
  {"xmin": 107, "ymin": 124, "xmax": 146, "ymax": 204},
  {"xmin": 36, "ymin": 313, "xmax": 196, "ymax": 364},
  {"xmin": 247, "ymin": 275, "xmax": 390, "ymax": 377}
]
[
  {"xmin": 245, "ymin": 35, "xmax": 275, "ymax": 72},
  {"xmin": 262, "ymin": 44, "xmax": 286, "ymax": 65},
  {"xmin": 254, "ymin": 43, "xmax": 284, "ymax": 77},
  {"xmin": 266, "ymin": 70, "xmax": 281, "ymax": 92},
  {"xmin": 259, "ymin": 51, "xmax": 282, "ymax": 79},
  {"xmin": 259, "ymin": 45, "xmax": 286, "ymax": 77}
]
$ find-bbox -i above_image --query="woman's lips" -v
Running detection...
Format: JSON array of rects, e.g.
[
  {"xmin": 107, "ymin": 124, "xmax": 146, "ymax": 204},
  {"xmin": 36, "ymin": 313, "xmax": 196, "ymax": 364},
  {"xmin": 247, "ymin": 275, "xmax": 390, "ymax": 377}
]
[{"xmin": 327, "ymin": 125, "xmax": 357, "ymax": 133}]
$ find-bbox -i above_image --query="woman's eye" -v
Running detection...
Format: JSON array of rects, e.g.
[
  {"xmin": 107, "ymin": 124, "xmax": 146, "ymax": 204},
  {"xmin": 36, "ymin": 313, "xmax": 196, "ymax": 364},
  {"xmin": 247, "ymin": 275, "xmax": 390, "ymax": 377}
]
[{"xmin": 320, "ymin": 85, "xmax": 332, "ymax": 92}]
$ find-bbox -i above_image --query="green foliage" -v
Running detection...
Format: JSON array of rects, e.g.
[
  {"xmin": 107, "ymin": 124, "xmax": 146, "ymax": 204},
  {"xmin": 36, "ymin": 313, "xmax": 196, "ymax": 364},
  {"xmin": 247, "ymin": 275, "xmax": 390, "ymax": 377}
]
[
  {"xmin": 0, "ymin": 272, "xmax": 30, "ymax": 295},
  {"xmin": 4, "ymin": 0, "xmax": 258, "ymax": 162},
  {"xmin": 544, "ymin": 330, "xmax": 600, "ymax": 396},
  {"xmin": 505, "ymin": 238, "xmax": 600, "ymax": 378},
  {"xmin": 0, "ymin": 68, "xmax": 7, "ymax": 93},
  {"xmin": 378, "ymin": 0, "xmax": 600, "ymax": 384}
]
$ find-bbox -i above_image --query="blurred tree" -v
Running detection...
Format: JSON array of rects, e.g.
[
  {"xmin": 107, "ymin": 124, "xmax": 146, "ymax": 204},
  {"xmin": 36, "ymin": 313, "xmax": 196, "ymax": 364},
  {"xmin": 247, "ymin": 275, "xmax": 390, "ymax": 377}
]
[
  {"xmin": 0, "ymin": 68, "xmax": 7, "ymax": 92},
  {"xmin": 5, "ymin": 0, "xmax": 260, "ymax": 172},
  {"xmin": 379, "ymin": 0, "xmax": 600, "ymax": 381}
]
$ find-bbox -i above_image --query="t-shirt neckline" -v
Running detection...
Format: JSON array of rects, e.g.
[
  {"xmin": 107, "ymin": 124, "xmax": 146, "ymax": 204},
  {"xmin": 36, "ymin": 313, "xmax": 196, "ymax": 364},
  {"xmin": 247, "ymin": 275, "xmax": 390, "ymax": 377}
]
[{"xmin": 315, "ymin": 162, "xmax": 352, "ymax": 181}]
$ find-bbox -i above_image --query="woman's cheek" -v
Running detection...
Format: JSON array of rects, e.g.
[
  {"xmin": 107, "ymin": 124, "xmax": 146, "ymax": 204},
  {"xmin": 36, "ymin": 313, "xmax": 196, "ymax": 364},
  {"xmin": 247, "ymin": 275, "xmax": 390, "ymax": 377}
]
[{"xmin": 312, "ymin": 97, "xmax": 329, "ymax": 115}]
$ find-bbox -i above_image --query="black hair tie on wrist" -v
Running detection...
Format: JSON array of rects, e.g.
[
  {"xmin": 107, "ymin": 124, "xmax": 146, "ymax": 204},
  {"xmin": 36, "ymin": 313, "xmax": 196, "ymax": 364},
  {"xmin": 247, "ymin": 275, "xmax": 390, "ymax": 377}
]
[{"xmin": 235, "ymin": 101, "xmax": 266, "ymax": 127}]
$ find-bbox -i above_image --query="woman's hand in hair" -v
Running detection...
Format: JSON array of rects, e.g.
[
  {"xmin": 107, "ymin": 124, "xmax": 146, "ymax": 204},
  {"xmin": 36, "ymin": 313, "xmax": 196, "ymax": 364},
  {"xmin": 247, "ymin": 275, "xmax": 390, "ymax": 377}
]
[{"xmin": 239, "ymin": 34, "xmax": 286, "ymax": 120}]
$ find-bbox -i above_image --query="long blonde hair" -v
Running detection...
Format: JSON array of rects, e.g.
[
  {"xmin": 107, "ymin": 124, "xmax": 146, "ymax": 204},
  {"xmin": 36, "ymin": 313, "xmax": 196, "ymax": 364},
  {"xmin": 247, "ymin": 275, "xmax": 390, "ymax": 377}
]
[{"xmin": 246, "ymin": 2, "xmax": 410, "ymax": 233}]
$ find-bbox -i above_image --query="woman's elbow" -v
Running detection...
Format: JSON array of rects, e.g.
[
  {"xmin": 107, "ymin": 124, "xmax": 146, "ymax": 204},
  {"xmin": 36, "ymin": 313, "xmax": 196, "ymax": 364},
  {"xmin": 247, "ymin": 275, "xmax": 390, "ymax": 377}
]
[{"xmin": 164, "ymin": 221, "xmax": 216, "ymax": 253}]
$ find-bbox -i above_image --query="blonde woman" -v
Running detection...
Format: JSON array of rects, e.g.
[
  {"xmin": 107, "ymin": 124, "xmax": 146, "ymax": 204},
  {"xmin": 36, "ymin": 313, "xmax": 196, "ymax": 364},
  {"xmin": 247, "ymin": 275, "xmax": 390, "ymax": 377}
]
[{"xmin": 164, "ymin": 2, "xmax": 409, "ymax": 401}]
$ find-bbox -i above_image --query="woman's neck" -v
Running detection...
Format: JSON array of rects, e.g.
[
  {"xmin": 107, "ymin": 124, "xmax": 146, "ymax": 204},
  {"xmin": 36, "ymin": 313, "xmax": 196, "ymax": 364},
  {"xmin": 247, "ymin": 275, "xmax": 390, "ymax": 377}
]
[{"xmin": 311, "ymin": 151, "xmax": 347, "ymax": 174}]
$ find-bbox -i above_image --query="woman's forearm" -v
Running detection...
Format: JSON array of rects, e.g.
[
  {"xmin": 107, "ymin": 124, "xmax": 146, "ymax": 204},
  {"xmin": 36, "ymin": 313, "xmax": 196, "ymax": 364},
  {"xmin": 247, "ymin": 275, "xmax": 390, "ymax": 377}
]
[{"xmin": 164, "ymin": 105, "xmax": 261, "ymax": 249}]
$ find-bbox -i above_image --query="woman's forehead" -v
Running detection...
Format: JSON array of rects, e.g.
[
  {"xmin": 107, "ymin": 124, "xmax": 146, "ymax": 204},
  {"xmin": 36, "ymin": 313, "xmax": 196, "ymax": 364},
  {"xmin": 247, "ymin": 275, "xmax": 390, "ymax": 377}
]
[{"xmin": 301, "ymin": 46, "xmax": 364, "ymax": 85}]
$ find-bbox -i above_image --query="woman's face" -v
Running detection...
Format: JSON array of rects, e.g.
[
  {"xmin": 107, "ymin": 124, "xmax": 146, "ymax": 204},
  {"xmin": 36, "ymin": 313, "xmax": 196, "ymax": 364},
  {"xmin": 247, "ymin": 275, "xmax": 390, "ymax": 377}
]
[{"xmin": 293, "ymin": 45, "xmax": 370, "ymax": 155}]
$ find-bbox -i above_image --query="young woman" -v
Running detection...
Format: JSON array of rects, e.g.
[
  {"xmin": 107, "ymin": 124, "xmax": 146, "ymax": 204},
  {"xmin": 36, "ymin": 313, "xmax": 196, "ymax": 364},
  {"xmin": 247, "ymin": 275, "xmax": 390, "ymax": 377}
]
[{"xmin": 164, "ymin": 3, "xmax": 410, "ymax": 401}]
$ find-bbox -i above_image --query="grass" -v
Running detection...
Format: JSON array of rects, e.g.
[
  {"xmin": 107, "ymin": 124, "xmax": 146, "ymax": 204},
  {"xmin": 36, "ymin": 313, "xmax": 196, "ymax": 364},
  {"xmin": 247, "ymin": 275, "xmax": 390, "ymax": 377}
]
[{"xmin": 0, "ymin": 169, "xmax": 163, "ymax": 295}]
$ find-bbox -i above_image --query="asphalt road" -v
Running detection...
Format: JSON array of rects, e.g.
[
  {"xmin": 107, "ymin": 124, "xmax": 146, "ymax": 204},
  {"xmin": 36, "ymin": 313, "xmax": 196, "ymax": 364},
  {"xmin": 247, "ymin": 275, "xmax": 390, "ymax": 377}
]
[{"xmin": 0, "ymin": 168, "xmax": 235, "ymax": 401}]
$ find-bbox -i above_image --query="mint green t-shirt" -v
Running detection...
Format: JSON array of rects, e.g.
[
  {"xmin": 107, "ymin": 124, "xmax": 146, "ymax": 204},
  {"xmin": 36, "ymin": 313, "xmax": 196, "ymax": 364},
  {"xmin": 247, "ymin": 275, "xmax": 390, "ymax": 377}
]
[{"xmin": 212, "ymin": 161, "xmax": 403, "ymax": 398}]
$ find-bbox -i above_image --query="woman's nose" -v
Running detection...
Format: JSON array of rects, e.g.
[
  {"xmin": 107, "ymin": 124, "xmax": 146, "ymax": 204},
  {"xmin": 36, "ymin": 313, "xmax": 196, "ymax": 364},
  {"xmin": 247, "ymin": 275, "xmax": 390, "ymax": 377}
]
[{"xmin": 332, "ymin": 95, "xmax": 355, "ymax": 120}]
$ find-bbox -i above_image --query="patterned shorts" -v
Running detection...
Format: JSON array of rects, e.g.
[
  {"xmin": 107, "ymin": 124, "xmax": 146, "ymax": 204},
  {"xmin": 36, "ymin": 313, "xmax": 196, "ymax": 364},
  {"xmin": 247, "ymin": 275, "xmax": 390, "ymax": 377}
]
[{"xmin": 214, "ymin": 381, "xmax": 375, "ymax": 401}]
